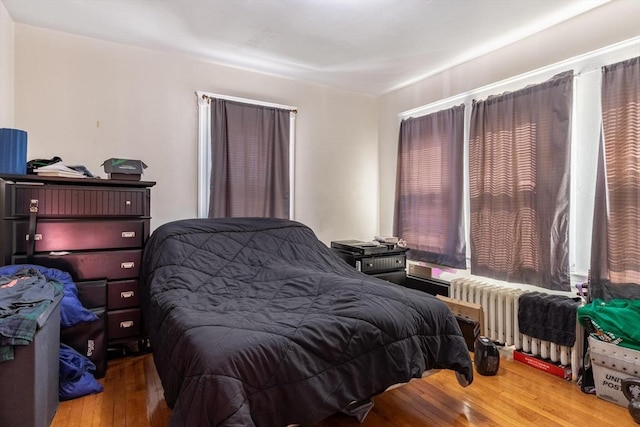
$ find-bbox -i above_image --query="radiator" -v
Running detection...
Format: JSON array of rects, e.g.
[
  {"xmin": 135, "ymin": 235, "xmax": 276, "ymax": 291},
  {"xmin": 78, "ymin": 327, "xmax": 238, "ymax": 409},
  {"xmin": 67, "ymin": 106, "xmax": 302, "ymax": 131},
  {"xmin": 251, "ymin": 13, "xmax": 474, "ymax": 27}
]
[{"xmin": 450, "ymin": 277, "xmax": 583, "ymax": 381}]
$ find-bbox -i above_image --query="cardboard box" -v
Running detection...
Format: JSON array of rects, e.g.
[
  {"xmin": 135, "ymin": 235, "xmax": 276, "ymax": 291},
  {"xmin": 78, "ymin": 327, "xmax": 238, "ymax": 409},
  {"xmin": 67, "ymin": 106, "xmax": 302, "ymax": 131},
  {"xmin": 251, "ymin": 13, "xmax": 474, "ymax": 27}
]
[
  {"xmin": 436, "ymin": 295, "xmax": 483, "ymax": 351},
  {"xmin": 101, "ymin": 158, "xmax": 147, "ymax": 180},
  {"xmin": 588, "ymin": 337, "xmax": 640, "ymax": 407},
  {"xmin": 513, "ymin": 350, "xmax": 572, "ymax": 380},
  {"xmin": 437, "ymin": 295, "xmax": 484, "ymax": 331}
]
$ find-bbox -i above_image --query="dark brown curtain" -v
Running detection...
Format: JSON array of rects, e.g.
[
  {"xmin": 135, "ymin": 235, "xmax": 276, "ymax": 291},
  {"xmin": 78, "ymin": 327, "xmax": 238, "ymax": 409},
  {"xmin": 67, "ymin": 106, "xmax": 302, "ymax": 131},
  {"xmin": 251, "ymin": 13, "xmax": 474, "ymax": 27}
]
[
  {"xmin": 469, "ymin": 72, "xmax": 573, "ymax": 290},
  {"xmin": 590, "ymin": 56, "xmax": 640, "ymax": 300},
  {"xmin": 209, "ymin": 98, "xmax": 290, "ymax": 219},
  {"xmin": 393, "ymin": 104, "xmax": 466, "ymax": 268}
]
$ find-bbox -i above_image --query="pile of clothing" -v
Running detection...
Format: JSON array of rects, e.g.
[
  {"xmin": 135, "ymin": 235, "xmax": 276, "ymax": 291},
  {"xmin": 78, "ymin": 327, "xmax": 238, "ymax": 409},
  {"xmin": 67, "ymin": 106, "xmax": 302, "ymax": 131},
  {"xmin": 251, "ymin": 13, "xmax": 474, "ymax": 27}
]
[
  {"xmin": 0, "ymin": 267, "xmax": 63, "ymax": 361},
  {"xmin": 0, "ymin": 265, "xmax": 103, "ymax": 400},
  {"xmin": 578, "ymin": 298, "xmax": 640, "ymax": 351},
  {"xmin": 517, "ymin": 291, "xmax": 583, "ymax": 348}
]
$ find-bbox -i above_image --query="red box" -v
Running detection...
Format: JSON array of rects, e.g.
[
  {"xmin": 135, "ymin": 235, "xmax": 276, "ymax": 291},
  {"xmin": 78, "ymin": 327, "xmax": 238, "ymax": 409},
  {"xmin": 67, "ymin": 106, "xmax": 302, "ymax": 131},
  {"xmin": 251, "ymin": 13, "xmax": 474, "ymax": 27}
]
[{"xmin": 513, "ymin": 350, "xmax": 572, "ymax": 380}]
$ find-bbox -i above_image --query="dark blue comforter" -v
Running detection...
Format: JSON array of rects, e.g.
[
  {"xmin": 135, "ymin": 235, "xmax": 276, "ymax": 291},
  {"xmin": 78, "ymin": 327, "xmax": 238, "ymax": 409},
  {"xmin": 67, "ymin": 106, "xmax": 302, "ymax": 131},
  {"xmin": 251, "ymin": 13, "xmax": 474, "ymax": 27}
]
[{"xmin": 141, "ymin": 218, "xmax": 473, "ymax": 427}]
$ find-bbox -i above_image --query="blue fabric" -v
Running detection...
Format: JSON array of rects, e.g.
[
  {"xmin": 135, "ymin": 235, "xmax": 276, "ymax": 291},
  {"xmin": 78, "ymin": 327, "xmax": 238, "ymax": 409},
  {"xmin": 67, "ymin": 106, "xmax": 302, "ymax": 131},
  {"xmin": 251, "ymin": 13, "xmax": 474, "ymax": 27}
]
[
  {"xmin": 0, "ymin": 265, "xmax": 97, "ymax": 327},
  {"xmin": 59, "ymin": 344, "xmax": 103, "ymax": 400}
]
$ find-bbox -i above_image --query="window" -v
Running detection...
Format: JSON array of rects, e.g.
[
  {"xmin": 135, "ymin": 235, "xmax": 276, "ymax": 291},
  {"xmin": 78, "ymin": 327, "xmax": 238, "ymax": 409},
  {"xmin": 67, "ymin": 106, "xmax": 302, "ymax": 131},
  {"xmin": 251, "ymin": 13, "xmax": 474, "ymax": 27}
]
[
  {"xmin": 397, "ymin": 37, "xmax": 639, "ymax": 290},
  {"xmin": 393, "ymin": 104, "xmax": 466, "ymax": 268},
  {"xmin": 197, "ymin": 92, "xmax": 296, "ymax": 219},
  {"xmin": 590, "ymin": 56, "xmax": 640, "ymax": 300},
  {"xmin": 469, "ymin": 72, "xmax": 573, "ymax": 290}
]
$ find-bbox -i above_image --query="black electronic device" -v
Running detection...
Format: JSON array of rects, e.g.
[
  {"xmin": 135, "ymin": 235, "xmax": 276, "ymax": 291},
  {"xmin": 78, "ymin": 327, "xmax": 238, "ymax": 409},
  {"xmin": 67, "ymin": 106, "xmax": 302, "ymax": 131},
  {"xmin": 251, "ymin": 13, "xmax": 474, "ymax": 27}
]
[
  {"xmin": 330, "ymin": 241, "xmax": 408, "ymax": 274},
  {"xmin": 330, "ymin": 240, "xmax": 409, "ymax": 285},
  {"xmin": 474, "ymin": 336, "xmax": 500, "ymax": 376}
]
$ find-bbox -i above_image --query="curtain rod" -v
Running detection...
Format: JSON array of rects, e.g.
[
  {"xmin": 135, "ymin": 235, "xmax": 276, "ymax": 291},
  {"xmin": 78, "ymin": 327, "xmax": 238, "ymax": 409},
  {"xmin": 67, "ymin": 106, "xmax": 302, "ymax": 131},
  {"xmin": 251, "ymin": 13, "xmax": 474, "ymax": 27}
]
[{"xmin": 197, "ymin": 91, "xmax": 297, "ymax": 114}]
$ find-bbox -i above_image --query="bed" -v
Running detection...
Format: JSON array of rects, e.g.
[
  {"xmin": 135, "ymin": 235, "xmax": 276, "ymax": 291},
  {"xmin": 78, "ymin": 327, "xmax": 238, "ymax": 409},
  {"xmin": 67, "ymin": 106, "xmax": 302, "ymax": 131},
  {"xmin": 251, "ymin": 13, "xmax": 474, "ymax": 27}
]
[{"xmin": 140, "ymin": 218, "xmax": 473, "ymax": 426}]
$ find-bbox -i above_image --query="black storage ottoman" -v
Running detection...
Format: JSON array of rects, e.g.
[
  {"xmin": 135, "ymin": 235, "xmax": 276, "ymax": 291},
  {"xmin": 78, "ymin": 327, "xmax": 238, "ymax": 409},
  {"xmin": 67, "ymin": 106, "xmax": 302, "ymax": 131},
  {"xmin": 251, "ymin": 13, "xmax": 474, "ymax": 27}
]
[{"xmin": 0, "ymin": 293, "xmax": 63, "ymax": 427}]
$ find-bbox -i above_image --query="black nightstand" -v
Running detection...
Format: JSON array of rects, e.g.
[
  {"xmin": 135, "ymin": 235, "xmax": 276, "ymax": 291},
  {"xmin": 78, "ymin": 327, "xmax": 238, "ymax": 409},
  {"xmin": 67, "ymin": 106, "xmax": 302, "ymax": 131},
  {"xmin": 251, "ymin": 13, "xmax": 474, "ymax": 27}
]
[{"xmin": 330, "ymin": 240, "xmax": 408, "ymax": 285}]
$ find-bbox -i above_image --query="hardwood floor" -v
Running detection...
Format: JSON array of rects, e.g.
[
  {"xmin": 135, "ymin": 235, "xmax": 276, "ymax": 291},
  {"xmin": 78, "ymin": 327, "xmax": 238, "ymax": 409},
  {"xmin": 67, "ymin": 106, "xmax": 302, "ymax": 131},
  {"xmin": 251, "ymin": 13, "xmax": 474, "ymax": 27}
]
[{"xmin": 51, "ymin": 352, "xmax": 635, "ymax": 427}]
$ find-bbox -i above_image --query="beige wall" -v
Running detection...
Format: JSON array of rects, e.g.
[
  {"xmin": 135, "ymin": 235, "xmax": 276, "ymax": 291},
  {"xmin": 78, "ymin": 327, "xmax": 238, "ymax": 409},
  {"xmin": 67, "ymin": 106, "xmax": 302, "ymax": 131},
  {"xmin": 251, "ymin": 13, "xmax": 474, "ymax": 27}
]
[
  {"xmin": 10, "ymin": 0, "xmax": 640, "ymax": 244},
  {"xmin": 0, "ymin": 1, "xmax": 13, "ymax": 127},
  {"xmin": 13, "ymin": 24, "xmax": 378, "ymax": 244},
  {"xmin": 376, "ymin": 0, "xmax": 640, "ymax": 235}
]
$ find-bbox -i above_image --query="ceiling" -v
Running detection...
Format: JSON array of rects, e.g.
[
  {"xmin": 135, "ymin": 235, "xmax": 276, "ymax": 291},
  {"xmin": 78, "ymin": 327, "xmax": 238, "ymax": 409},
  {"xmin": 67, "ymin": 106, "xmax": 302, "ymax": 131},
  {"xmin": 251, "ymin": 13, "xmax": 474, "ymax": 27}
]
[{"xmin": 3, "ymin": 0, "xmax": 609, "ymax": 96}]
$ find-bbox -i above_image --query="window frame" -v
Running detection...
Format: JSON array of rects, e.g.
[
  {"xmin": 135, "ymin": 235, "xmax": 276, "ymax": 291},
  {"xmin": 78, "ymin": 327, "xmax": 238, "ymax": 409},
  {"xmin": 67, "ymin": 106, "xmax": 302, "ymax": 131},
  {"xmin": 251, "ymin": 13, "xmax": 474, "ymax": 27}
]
[
  {"xmin": 397, "ymin": 37, "xmax": 639, "ymax": 285},
  {"xmin": 196, "ymin": 91, "xmax": 297, "ymax": 219},
  {"xmin": 394, "ymin": 104, "xmax": 466, "ymax": 268}
]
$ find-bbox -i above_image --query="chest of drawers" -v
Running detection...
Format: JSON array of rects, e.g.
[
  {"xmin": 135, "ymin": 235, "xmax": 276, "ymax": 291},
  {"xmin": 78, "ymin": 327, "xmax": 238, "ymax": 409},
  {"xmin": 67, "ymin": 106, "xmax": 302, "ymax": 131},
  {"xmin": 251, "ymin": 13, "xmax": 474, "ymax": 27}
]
[{"xmin": 0, "ymin": 174, "xmax": 155, "ymax": 353}]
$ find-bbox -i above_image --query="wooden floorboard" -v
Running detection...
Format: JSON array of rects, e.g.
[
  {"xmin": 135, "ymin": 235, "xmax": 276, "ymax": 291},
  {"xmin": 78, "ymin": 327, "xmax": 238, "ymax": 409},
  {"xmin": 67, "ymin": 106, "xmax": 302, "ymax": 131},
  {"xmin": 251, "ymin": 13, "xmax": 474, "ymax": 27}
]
[{"xmin": 51, "ymin": 353, "xmax": 635, "ymax": 426}]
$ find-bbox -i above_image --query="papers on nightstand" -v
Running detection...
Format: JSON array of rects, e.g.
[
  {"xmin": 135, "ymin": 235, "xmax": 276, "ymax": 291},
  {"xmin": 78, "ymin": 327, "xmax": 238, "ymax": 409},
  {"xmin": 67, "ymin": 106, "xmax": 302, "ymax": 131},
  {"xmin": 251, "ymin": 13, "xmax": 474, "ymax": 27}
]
[
  {"xmin": 34, "ymin": 162, "xmax": 86, "ymax": 178},
  {"xmin": 374, "ymin": 235, "xmax": 399, "ymax": 244}
]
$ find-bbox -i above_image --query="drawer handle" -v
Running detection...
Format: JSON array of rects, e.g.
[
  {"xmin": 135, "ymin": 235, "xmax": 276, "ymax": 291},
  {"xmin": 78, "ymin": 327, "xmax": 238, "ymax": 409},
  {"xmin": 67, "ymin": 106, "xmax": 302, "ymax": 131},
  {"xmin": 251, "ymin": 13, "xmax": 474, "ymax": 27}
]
[
  {"xmin": 120, "ymin": 321, "xmax": 134, "ymax": 329},
  {"xmin": 25, "ymin": 233, "xmax": 42, "ymax": 241},
  {"xmin": 121, "ymin": 262, "xmax": 135, "ymax": 269},
  {"xmin": 49, "ymin": 251, "xmax": 70, "ymax": 256},
  {"xmin": 121, "ymin": 291, "xmax": 135, "ymax": 299},
  {"xmin": 125, "ymin": 200, "xmax": 131, "ymax": 206},
  {"xmin": 121, "ymin": 231, "xmax": 136, "ymax": 238}
]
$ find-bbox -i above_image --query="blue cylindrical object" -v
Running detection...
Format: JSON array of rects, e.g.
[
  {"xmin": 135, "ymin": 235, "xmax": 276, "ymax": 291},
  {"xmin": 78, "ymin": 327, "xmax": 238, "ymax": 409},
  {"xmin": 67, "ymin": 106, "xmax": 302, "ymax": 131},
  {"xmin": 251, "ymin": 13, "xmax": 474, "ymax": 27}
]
[{"xmin": 0, "ymin": 128, "xmax": 28, "ymax": 175}]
